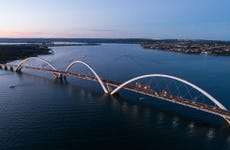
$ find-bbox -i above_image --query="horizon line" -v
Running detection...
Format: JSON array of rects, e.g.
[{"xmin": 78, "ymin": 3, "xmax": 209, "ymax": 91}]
[{"xmin": 0, "ymin": 37, "xmax": 229, "ymax": 42}]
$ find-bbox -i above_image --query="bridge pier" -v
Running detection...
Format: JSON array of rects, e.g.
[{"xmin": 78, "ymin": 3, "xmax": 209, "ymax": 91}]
[
  {"xmin": 106, "ymin": 83, "xmax": 113, "ymax": 93},
  {"xmin": 10, "ymin": 66, "xmax": 14, "ymax": 71},
  {"xmin": 15, "ymin": 69, "xmax": 21, "ymax": 73},
  {"xmin": 4, "ymin": 66, "xmax": 8, "ymax": 70},
  {"xmin": 56, "ymin": 74, "xmax": 66, "ymax": 80}
]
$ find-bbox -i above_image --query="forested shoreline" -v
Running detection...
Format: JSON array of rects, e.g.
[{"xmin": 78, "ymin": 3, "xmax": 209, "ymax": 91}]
[{"xmin": 0, "ymin": 44, "xmax": 51, "ymax": 63}]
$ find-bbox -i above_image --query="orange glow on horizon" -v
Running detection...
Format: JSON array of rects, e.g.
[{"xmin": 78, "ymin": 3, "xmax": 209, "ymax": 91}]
[
  {"xmin": 0, "ymin": 31, "xmax": 73, "ymax": 38},
  {"xmin": 0, "ymin": 30, "xmax": 138, "ymax": 39}
]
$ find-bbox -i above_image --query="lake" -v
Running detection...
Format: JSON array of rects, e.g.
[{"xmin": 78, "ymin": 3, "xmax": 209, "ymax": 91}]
[{"xmin": 1, "ymin": 43, "xmax": 230, "ymax": 149}]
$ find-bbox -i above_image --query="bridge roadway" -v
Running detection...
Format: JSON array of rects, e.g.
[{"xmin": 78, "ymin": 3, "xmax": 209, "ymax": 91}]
[{"xmin": 1, "ymin": 63, "xmax": 230, "ymax": 123}]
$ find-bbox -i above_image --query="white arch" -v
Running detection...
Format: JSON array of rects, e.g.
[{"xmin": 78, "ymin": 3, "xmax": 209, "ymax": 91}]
[
  {"xmin": 15, "ymin": 57, "xmax": 59, "ymax": 77},
  {"xmin": 110, "ymin": 74, "xmax": 227, "ymax": 110},
  {"xmin": 65, "ymin": 60, "xmax": 108, "ymax": 94}
]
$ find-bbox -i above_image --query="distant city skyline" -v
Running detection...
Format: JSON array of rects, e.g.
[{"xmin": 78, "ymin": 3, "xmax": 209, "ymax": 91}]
[{"xmin": 0, "ymin": 0, "xmax": 230, "ymax": 40}]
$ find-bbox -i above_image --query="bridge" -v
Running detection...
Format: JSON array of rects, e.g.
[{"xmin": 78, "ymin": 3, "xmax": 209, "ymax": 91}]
[{"xmin": 1, "ymin": 57, "xmax": 230, "ymax": 124}]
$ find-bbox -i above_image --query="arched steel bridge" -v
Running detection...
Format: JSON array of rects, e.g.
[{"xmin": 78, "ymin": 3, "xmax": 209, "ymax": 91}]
[{"xmin": 1, "ymin": 57, "xmax": 230, "ymax": 124}]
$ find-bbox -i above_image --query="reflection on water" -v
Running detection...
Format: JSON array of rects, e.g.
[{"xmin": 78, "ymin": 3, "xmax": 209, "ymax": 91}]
[
  {"xmin": 157, "ymin": 112, "xmax": 164, "ymax": 125},
  {"xmin": 187, "ymin": 122, "xmax": 195, "ymax": 136},
  {"xmin": 207, "ymin": 128, "xmax": 215, "ymax": 140},
  {"xmin": 171, "ymin": 117, "xmax": 179, "ymax": 128},
  {"xmin": 225, "ymin": 136, "xmax": 230, "ymax": 150}
]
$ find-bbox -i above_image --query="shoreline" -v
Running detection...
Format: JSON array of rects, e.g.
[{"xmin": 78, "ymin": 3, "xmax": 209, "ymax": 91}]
[
  {"xmin": 0, "ymin": 43, "xmax": 100, "ymax": 63},
  {"xmin": 1, "ymin": 39, "xmax": 230, "ymax": 59},
  {"xmin": 141, "ymin": 40, "xmax": 230, "ymax": 56},
  {"xmin": 47, "ymin": 43, "xmax": 100, "ymax": 47}
]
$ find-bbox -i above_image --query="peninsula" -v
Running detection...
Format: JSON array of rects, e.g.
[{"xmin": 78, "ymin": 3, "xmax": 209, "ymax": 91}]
[{"xmin": 0, "ymin": 44, "xmax": 51, "ymax": 63}]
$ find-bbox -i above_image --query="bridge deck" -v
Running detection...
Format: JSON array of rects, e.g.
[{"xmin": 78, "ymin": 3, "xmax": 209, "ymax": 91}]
[{"xmin": 106, "ymin": 82, "xmax": 230, "ymax": 117}]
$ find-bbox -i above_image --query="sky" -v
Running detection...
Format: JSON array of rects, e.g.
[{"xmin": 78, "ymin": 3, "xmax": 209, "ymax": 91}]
[{"xmin": 0, "ymin": 0, "xmax": 230, "ymax": 40}]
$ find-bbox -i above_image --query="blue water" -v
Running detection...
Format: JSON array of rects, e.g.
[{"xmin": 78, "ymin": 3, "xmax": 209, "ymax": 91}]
[{"xmin": 1, "ymin": 44, "xmax": 230, "ymax": 149}]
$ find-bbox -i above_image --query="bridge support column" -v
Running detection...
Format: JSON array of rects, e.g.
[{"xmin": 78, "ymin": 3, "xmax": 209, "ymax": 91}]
[
  {"xmin": 56, "ymin": 74, "xmax": 65, "ymax": 80},
  {"xmin": 15, "ymin": 69, "xmax": 21, "ymax": 73},
  {"xmin": 4, "ymin": 66, "xmax": 8, "ymax": 70},
  {"xmin": 62, "ymin": 76, "xmax": 66, "ymax": 80},
  {"xmin": 106, "ymin": 83, "xmax": 113, "ymax": 93},
  {"xmin": 10, "ymin": 66, "xmax": 14, "ymax": 71}
]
